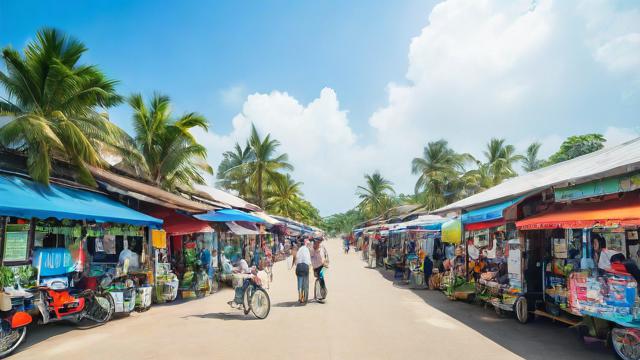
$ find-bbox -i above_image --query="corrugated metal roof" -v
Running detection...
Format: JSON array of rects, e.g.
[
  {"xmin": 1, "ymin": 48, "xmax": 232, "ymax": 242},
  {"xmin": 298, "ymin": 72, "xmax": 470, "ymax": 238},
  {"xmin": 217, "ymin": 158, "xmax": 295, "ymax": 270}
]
[
  {"xmin": 89, "ymin": 166, "xmax": 214, "ymax": 213},
  {"xmin": 435, "ymin": 137, "xmax": 640, "ymax": 213},
  {"xmin": 192, "ymin": 184, "xmax": 262, "ymax": 212}
]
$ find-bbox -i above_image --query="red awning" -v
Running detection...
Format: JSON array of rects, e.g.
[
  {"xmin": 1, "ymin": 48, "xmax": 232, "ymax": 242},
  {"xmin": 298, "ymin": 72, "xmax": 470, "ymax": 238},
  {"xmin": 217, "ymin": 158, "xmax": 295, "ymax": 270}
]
[
  {"xmin": 145, "ymin": 207, "xmax": 213, "ymax": 236},
  {"xmin": 516, "ymin": 195, "xmax": 640, "ymax": 230},
  {"xmin": 464, "ymin": 219, "xmax": 505, "ymax": 231}
]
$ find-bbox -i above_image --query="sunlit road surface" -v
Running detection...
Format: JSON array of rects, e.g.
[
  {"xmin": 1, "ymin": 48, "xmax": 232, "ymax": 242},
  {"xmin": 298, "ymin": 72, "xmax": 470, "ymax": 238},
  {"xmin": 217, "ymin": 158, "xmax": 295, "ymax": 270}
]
[{"xmin": 11, "ymin": 239, "xmax": 612, "ymax": 360}]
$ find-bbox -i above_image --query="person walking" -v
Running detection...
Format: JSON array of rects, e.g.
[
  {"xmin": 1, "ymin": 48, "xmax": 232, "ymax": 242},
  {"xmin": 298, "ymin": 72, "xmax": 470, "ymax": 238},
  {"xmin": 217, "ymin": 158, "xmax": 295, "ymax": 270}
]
[{"xmin": 293, "ymin": 237, "xmax": 312, "ymax": 304}]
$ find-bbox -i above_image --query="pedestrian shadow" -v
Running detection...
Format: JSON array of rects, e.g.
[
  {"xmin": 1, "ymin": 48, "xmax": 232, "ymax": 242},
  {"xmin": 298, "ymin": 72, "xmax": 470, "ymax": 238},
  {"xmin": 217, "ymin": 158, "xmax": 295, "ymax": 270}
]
[
  {"xmin": 184, "ymin": 312, "xmax": 259, "ymax": 321},
  {"xmin": 273, "ymin": 301, "xmax": 303, "ymax": 308}
]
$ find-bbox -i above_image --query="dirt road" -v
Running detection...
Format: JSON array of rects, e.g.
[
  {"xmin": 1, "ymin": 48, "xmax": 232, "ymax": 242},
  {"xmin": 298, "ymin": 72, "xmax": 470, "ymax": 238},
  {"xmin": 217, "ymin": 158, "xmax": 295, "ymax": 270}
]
[{"xmin": 11, "ymin": 238, "xmax": 612, "ymax": 359}]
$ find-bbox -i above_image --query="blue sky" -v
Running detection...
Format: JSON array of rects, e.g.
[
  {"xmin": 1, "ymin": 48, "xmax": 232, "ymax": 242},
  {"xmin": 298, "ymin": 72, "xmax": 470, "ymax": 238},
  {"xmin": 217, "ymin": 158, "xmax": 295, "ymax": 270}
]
[
  {"xmin": 2, "ymin": 1, "xmax": 640, "ymax": 215},
  {"xmin": 1, "ymin": 0, "xmax": 436, "ymax": 135}
]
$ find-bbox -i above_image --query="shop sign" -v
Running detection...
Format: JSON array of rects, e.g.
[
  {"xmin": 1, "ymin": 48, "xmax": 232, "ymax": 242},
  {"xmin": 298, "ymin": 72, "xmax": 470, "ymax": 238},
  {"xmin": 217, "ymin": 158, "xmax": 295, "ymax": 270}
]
[
  {"xmin": 555, "ymin": 172, "xmax": 640, "ymax": 202},
  {"xmin": 3, "ymin": 224, "xmax": 30, "ymax": 262}
]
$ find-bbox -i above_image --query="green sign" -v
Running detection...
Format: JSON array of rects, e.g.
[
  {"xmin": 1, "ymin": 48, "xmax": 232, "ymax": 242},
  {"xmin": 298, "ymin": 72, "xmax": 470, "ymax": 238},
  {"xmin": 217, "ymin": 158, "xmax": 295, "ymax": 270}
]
[
  {"xmin": 555, "ymin": 172, "xmax": 640, "ymax": 202},
  {"xmin": 3, "ymin": 230, "xmax": 29, "ymax": 262}
]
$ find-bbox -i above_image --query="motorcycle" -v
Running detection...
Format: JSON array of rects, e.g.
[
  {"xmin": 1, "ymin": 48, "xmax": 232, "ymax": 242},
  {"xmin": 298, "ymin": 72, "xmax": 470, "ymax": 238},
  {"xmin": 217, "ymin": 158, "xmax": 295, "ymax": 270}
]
[
  {"xmin": 0, "ymin": 290, "xmax": 33, "ymax": 358},
  {"xmin": 29, "ymin": 248, "xmax": 114, "ymax": 326}
]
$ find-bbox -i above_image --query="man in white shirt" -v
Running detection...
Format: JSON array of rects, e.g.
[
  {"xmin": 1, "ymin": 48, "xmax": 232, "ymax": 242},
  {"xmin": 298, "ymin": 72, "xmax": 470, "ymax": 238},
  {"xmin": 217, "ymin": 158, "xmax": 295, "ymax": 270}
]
[
  {"xmin": 294, "ymin": 237, "xmax": 312, "ymax": 304},
  {"xmin": 228, "ymin": 258, "xmax": 254, "ymax": 308}
]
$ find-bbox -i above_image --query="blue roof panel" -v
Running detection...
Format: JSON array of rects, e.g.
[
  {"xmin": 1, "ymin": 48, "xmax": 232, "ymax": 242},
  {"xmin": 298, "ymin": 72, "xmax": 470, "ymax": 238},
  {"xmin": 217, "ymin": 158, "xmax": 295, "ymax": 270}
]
[{"xmin": 0, "ymin": 175, "xmax": 162, "ymax": 228}]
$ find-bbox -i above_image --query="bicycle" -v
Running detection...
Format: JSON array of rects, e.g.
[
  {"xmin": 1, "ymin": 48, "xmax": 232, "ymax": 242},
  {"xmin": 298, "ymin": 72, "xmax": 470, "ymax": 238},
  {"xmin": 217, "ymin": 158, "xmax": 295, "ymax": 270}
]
[
  {"xmin": 240, "ymin": 276, "xmax": 270, "ymax": 319},
  {"xmin": 314, "ymin": 267, "xmax": 327, "ymax": 303}
]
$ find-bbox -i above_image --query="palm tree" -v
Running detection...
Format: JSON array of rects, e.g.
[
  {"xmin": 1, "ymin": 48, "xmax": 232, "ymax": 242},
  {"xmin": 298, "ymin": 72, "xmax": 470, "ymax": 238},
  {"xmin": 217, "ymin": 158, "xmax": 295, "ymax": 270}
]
[
  {"xmin": 356, "ymin": 171, "xmax": 395, "ymax": 218},
  {"xmin": 265, "ymin": 174, "xmax": 304, "ymax": 218},
  {"xmin": 0, "ymin": 28, "xmax": 131, "ymax": 185},
  {"xmin": 216, "ymin": 142, "xmax": 253, "ymax": 198},
  {"xmin": 522, "ymin": 142, "xmax": 544, "ymax": 172},
  {"xmin": 246, "ymin": 124, "xmax": 293, "ymax": 208},
  {"xmin": 128, "ymin": 93, "xmax": 212, "ymax": 191},
  {"xmin": 411, "ymin": 140, "xmax": 469, "ymax": 210},
  {"xmin": 483, "ymin": 138, "xmax": 524, "ymax": 185}
]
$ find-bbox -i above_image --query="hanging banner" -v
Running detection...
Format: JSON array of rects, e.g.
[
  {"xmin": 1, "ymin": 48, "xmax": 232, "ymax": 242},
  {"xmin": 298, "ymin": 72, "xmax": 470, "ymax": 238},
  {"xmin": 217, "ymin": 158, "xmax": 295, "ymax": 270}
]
[{"xmin": 151, "ymin": 229, "xmax": 167, "ymax": 249}]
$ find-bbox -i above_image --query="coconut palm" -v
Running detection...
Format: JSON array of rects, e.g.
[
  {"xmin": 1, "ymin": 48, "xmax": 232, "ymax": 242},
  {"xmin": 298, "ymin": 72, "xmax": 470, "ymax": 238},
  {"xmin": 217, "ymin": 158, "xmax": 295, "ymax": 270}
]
[
  {"xmin": 265, "ymin": 174, "xmax": 304, "ymax": 218},
  {"xmin": 483, "ymin": 138, "xmax": 524, "ymax": 185},
  {"xmin": 356, "ymin": 171, "xmax": 396, "ymax": 218},
  {"xmin": 0, "ymin": 28, "xmax": 132, "ymax": 185},
  {"xmin": 411, "ymin": 140, "xmax": 470, "ymax": 210},
  {"xmin": 216, "ymin": 142, "xmax": 254, "ymax": 198},
  {"xmin": 246, "ymin": 124, "xmax": 293, "ymax": 208},
  {"xmin": 522, "ymin": 142, "xmax": 545, "ymax": 172},
  {"xmin": 128, "ymin": 93, "xmax": 212, "ymax": 191}
]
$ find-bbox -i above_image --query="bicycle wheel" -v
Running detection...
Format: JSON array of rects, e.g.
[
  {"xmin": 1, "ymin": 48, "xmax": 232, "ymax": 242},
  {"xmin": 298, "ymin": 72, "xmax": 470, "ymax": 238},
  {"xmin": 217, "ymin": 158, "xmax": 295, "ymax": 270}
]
[
  {"xmin": 611, "ymin": 327, "xmax": 640, "ymax": 360},
  {"xmin": 250, "ymin": 288, "xmax": 271, "ymax": 319},
  {"xmin": 85, "ymin": 293, "xmax": 115, "ymax": 324}
]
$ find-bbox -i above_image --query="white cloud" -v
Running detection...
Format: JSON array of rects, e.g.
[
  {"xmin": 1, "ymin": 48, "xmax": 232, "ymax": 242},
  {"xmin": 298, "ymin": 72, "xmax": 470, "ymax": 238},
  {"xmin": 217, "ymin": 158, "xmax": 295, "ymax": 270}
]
[{"xmin": 197, "ymin": 0, "xmax": 640, "ymax": 215}]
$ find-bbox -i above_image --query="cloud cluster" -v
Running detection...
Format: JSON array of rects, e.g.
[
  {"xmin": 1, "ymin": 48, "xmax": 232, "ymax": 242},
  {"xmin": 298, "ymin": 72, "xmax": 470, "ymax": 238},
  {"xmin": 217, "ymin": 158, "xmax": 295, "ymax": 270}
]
[{"xmin": 198, "ymin": 0, "xmax": 640, "ymax": 215}]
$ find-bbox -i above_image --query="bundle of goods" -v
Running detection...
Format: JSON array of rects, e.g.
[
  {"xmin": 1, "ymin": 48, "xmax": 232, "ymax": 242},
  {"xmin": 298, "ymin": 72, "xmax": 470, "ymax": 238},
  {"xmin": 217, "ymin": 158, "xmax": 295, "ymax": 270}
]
[{"xmin": 572, "ymin": 271, "xmax": 639, "ymax": 323}]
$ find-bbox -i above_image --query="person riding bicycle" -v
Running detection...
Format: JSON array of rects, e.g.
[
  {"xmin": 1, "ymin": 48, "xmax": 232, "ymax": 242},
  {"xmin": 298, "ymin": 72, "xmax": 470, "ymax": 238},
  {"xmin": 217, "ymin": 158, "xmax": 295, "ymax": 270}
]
[
  {"xmin": 311, "ymin": 238, "xmax": 329, "ymax": 299},
  {"xmin": 227, "ymin": 258, "xmax": 255, "ymax": 308}
]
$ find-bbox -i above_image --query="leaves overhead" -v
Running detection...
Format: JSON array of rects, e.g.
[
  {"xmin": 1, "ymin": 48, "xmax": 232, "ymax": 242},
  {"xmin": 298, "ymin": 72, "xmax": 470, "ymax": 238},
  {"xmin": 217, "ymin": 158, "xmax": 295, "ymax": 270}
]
[
  {"xmin": 0, "ymin": 28, "xmax": 130, "ymax": 185},
  {"xmin": 127, "ymin": 92, "xmax": 212, "ymax": 191}
]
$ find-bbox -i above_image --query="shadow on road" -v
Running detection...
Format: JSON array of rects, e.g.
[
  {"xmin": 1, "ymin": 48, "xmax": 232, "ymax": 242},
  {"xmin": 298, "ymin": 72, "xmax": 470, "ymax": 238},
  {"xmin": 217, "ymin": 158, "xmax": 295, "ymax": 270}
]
[
  {"xmin": 185, "ymin": 312, "xmax": 259, "ymax": 321},
  {"xmin": 273, "ymin": 301, "xmax": 305, "ymax": 308},
  {"xmin": 371, "ymin": 266, "xmax": 613, "ymax": 360}
]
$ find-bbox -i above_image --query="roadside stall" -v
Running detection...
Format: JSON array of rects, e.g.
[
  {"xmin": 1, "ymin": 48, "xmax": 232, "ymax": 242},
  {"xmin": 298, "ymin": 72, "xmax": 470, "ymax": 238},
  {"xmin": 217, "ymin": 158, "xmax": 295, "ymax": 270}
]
[
  {"xmin": 461, "ymin": 197, "xmax": 526, "ymax": 315},
  {"xmin": 195, "ymin": 209, "xmax": 266, "ymax": 286},
  {"xmin": 439, "ymin": 218, "xmax": 468, "ymax": 297},
  {"xmin": 144, "ymin": 206, "xmax": 215, "ymax": 301},
  {"xmin": 0, "ymin": 174, "xmax": 162, "ymax": 318},
  {"xmin": 515, "ymin": 193, "xmax": 640, "ymax": 359}
]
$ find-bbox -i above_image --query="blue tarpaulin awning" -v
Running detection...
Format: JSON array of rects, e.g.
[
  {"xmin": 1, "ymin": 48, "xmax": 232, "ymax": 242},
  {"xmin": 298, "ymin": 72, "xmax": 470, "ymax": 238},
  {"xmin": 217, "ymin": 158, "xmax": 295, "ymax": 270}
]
[
  {"xmin": 0, "ymin": 175, "xmax": 163, "ymax": 228},
  {"xmin": 195, "ymin": 208, "xmax": 266, "ymax": 223},
  {"xmin": 461, "ymin": 196, "xmax": 525, "ymax": 224}
]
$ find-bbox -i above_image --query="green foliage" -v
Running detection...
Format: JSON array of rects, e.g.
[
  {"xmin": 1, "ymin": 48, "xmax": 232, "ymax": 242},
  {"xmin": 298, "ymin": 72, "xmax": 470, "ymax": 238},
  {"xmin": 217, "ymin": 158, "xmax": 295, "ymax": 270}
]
[
  {"xmin": 0, "ymin": 267, "xmax": 15, "ymax": 288},
  {"xmin": 217, "ymin": 143, "xmax": 254, "ymax": 200},
  {"xmin": 411, "ymin": 140, "xmax": 474, "ymax": 210},
  {"xmin": 128, "ymin": 93, "xmax": 212, "ymax": 191},
  {"xmin": 483, "ymin": 138, "xmax": 524, "ymax": 185},
  {"xmin": 547, "ymin": 134, "xmax": 606, "ymax": 164},
  {"xmin": 0, "ymin": 28, "xmax": 130, "ymax": 185},
  {"xmin": 522, "ymin": 142, "xmax": 544, "ymax": 172},
  {"xmin": 323, "ymin": 209, "xmax": 365, "ymax": 236},
  {"xmin": 356, "ymin": 171, "xmax": 396, "ymax": 218},
  {"xmin": 216, "ymin": 125, "xmax": 321, "ymax": 226}
]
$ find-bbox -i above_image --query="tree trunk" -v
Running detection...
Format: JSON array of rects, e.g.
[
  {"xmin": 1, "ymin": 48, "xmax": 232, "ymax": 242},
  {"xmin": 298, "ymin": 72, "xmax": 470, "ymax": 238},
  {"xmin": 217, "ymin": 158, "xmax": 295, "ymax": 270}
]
[{"xmin": 257, "ymin": 166, "xmax": 263, "ymax": 208}]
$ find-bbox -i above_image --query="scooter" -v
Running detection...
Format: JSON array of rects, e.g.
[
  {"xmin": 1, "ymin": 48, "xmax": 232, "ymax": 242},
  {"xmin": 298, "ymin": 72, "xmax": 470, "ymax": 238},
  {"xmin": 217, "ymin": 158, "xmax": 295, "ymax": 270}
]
[
  {"xmin": 0, "ymin": 290, "xmax": 33, "ymax": 358},
  {"xmin": 29, "ymin": 248, "xmax": 114, "ymax": 326}
]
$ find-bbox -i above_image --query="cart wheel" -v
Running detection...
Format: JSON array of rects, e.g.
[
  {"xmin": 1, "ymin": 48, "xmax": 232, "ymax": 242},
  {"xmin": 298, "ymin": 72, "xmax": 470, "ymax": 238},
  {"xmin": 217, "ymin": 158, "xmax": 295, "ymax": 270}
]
[
  {"xmin": 610, "ymin": 327, "xmax": 640, "ymax": 360},
  {"xmin": 515, "ymin": 296, "xmax": 530, "ymax": 324}
]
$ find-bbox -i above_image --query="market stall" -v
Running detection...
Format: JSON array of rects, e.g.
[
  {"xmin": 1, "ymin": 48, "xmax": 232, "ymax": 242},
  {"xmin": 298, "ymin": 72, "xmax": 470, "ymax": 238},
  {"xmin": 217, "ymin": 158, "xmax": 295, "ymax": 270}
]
[
  {"xmin": 459, "ymin": 197, "xmax": 526, "ymax": 314},
  {"xmin": 145, "ymin": 206, "xmax": 216, "ymax": 301},
  {"xmin": 515, "ymin": 193, "xmax": 640, "ymax": 357},
  {"xmin": 195, "ymin": 209, "xmax": 266, "ymax": 284},
  {"xmin": 0, "ymin": 174, "xmax": 162, "ymax": 316}
]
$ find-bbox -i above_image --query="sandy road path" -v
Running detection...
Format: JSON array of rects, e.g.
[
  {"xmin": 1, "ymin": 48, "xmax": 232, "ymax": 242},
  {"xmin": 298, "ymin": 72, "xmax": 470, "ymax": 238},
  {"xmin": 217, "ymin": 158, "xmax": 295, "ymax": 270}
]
[{"xmin": 10, "ymin": 239, "xmax": 532, "ymax": 359}]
